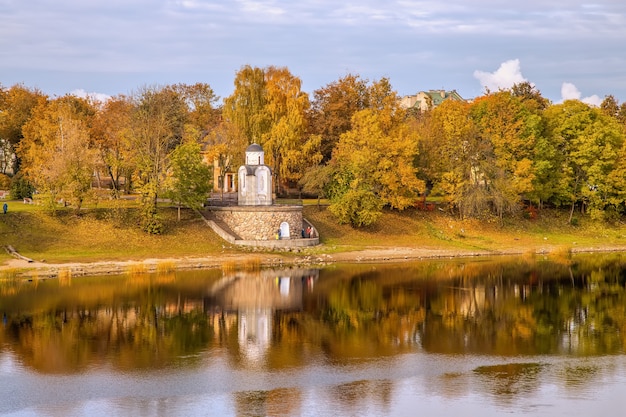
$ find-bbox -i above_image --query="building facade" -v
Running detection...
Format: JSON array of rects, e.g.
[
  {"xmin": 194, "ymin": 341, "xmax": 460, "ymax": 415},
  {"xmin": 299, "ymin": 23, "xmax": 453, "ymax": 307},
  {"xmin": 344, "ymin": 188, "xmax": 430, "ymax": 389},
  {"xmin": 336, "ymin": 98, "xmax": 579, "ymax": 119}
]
[{"xmin": 399, "ymin": 89, "xmax": 466, "ymax": 112}]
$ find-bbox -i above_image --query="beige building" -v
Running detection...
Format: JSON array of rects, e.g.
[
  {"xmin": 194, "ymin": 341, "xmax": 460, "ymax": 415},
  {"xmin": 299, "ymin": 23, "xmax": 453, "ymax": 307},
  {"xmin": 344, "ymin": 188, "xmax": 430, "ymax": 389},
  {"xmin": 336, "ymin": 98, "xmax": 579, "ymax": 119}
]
[{"xmin": 399, "ymin": 89, "xmax": 466, "ymax": 111}]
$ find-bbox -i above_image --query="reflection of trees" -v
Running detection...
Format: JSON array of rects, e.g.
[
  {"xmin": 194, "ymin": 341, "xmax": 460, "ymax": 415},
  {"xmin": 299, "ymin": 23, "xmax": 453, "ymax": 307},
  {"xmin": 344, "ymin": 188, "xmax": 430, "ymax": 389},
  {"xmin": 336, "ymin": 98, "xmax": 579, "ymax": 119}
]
[
  {"xmin": 419, "ymin": 255, "xmax": 626, "ymax": 356},
  {"xmin": 313, "ymin": 255, "xmax": 626, "ymax": 358},
  {"xmin": 314, "ymin": 270, "xmax": 426, "ymax": 361},
  {"xmin": 1, "ymin": 254, "xmax": 626, "ymax": 374},
  {"xmin": 1, "ymin": 272, "xmax": 226, "ymax": 373}
]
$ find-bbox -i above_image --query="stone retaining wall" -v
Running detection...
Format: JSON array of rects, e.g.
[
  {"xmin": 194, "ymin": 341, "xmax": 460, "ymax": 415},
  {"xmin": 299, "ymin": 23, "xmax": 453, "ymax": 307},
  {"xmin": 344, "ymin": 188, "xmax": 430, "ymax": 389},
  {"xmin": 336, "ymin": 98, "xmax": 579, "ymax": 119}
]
[{"xmin": 211, "ymin": 205, "xmax": 304, "ymax": 241}]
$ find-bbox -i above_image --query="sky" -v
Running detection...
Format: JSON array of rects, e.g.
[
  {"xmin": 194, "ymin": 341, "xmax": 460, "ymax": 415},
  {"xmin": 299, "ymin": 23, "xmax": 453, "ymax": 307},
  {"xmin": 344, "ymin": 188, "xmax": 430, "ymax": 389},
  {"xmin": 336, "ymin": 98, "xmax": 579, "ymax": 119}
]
[{"xmin": 1, "ymin": 0, "xmax": 625, "ymax": 106}]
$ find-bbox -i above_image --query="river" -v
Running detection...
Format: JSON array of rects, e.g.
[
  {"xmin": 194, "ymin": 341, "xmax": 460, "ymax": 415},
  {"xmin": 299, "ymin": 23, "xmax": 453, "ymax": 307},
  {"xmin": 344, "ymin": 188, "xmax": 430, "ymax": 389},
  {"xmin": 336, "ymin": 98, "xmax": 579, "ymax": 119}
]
[{"xmin": 1, "ymin": 253, "xmax": 626, "ymax": 416}]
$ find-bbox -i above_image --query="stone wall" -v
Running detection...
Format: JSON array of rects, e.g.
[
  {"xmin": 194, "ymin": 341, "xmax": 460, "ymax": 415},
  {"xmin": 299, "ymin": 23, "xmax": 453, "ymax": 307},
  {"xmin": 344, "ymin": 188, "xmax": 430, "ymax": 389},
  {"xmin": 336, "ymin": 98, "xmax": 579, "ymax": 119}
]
[{"xmin": 211, "ymin": 205, "xmax": 303, "ymax": 241}]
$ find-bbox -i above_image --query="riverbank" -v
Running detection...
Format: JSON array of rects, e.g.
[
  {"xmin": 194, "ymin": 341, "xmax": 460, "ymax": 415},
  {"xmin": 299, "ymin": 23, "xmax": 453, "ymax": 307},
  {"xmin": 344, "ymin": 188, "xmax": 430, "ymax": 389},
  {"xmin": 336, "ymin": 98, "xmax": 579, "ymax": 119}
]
[
  {"xmin": 4, "ymin": 242, "xmax": 626, "ymax": 279},
  {"xmin": 2, "ymin": 204, "xmax": 626, "ymax": 278}
]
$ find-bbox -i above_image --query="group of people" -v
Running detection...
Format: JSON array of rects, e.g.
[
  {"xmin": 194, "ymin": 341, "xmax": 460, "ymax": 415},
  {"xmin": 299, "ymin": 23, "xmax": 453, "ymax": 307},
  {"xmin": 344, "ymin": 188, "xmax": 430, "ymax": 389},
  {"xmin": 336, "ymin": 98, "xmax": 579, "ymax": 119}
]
[
  {"xmin": 275, "ymin": 225, "xmax": 317, "ymax": 240},
  {"xmin": 302, "ymin": 226, "xmax": 316, "ymax": 238}
]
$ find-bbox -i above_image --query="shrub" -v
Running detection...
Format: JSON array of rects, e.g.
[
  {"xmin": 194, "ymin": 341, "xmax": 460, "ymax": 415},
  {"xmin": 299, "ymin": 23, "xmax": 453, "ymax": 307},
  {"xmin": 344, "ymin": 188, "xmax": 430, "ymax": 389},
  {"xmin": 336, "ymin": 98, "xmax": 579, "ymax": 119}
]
[
  {"xmin": 10, "ymin": 173, "xmax": 35, "ymax": 200},
  {"xmin": 0, "ymin": 173, "xmax": 11, "ymax": 190}
]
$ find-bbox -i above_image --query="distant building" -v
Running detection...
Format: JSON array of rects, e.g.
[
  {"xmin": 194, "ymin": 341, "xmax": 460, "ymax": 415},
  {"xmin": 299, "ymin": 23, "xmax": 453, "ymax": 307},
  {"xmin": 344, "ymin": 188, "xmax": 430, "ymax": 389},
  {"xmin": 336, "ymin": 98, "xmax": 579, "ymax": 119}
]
[
  {"xmin": 212, "ymin": 158, "xmax": 236, "ymax": 194},
  {"xmin": 399, "ymin": 89, "xmax": 466, "ymax": 112}
]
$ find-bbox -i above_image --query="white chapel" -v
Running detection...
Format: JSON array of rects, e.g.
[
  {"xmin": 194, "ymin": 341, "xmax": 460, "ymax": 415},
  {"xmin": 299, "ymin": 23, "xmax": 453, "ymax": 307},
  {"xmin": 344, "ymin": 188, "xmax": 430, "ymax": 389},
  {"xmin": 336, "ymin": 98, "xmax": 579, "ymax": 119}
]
[{"xmin": 237, "ymin": 143, "xmax": 273, "ymax": 206}]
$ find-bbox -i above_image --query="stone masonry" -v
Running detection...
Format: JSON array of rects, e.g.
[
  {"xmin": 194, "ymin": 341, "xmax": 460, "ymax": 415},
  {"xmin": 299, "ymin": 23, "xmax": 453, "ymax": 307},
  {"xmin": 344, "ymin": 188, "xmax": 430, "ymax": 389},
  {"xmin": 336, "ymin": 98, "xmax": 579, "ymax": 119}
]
[{"xmin": 211, "ymin": 205, "xmax": 303, "ymax": 241}]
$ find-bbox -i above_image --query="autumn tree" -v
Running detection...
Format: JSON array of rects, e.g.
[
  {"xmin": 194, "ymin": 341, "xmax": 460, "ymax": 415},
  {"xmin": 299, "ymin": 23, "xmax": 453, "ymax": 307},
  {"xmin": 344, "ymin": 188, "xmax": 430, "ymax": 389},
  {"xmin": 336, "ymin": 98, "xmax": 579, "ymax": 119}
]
[
  {"xmin": 326, "ymin": 78, "xmax": 424, "ymax": 227},
  {"xmin": 421, "ymin": 99, "xmax": 489, "ymax": 218},
  {"xmin": 171, "ymin": 82, "xmax": 220, "ymax": 132},
  {"xmin": 510, "ymin": 81, "xmax": 550, "ymax": 112},
  {"xmin": 223, "ymin": 65, "xmax": 319, "ymax": 195},
  {"xmin": 222, "ymin": 65, "xmax": 268, "ymax": 144},
  {"xmin": 203, "ymin": 120, "xmax": 246, "ymax": 200},
  {"xmin": 91, "ymin": 95, "xmax": 135, "ymax": 197},
  {"xmin": 261, "ymin": 66, "xmax": 317, "ymax": 193},
  {"xmin": 18, "ymin": 95, "xmax": 97, "ymax": 210},
  {"xmin": 0, "ymin": 84, "xmax": 47, "ymax": 173},
  {"xmin": 601, "ymin": 95, "xmax": 626, "ymax": 129},
  {"xmin": 308, "ymin": 74, "xmax": 369, "ymax": 162},
  {"xmin": 470, "ymin": 91, "xmax": 541, "ymax": 218},
  {"xmin": 129, "ymin": 86, "xmax": 187, "ymax": 233}
]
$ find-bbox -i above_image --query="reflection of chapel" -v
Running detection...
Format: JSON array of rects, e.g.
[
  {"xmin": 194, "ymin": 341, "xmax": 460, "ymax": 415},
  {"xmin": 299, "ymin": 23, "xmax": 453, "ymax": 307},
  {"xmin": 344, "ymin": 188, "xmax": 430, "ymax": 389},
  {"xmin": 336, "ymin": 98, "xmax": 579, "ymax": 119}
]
[{"xmin": 238, "ymin": 143, "xmax": 272, "ymax": 206}]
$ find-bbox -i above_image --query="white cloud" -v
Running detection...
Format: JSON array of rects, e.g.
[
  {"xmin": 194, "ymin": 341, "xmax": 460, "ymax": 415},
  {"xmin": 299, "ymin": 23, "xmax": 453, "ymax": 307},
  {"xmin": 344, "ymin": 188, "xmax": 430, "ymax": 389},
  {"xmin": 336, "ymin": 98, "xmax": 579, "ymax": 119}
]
[
  {"xmin": 70, "ymin": 89, "xmax": 111, "ymax": 103},
  {"xmin": 560, "ymin": 82, "xmax": 602, "ymax": 106},
  {"xmin": 473, "ymin": 59, "xmax": 527, "ymax": 92}
]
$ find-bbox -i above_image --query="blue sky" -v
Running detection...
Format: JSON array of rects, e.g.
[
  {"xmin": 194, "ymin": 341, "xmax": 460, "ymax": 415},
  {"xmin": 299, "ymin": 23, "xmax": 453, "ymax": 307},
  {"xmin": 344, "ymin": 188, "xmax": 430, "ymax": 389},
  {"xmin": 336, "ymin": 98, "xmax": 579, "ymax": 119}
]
[{"xmin": 1, "ymin": 0, "xmax": 625, "ymax": 105}]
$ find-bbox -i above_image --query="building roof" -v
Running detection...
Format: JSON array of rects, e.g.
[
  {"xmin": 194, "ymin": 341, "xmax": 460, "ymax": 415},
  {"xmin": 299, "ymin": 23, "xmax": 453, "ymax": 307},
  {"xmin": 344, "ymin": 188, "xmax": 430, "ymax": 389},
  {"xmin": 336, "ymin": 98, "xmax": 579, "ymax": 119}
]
[
  {"xmin": 239, "ymin": 165, "xmax": 271, "ymax": 175},
  {"xmin": 246, "ymin": 143, "xmax": 263, "ymax": 152},
  {"xmin": 399, "ymin": 89, "xmax": 466, "ymax": 111}
]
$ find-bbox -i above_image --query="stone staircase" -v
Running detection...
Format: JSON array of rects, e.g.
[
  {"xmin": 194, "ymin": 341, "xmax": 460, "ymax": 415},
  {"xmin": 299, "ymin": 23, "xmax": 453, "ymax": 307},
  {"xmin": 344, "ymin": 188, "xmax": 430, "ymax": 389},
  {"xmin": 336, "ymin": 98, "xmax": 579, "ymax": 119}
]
[{"xmin": 200, "ymin": 210, "xmax": 242, "ymax": 241}]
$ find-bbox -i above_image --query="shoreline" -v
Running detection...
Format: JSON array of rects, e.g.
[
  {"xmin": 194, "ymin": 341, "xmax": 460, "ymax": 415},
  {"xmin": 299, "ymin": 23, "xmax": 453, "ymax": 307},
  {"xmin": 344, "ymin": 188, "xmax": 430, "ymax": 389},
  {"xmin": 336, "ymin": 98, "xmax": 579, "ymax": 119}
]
[{"xmin": 3, "ymin": 244, "xmax": 626, "ymax": 279}]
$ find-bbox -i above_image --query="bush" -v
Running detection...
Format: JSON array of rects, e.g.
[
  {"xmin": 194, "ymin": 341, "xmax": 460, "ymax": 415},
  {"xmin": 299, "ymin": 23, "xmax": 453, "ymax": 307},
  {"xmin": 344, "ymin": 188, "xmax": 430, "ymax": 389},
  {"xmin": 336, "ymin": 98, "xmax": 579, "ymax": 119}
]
[
  {"xmin": 0, "ymin": 173, "xmax": 11, "ymax": 190},
  {"xmin": 10, "ymin": 173, "xmax": 35, "ymax": 200}
]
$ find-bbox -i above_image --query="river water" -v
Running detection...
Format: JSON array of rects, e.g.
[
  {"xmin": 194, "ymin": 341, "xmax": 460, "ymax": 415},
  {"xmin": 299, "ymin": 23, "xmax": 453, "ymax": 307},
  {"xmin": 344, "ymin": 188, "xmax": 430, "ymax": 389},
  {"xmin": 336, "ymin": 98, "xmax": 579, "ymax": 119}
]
[{"xmin": 1, "ymin": 253, "xmax": 626, "ymax": 416}]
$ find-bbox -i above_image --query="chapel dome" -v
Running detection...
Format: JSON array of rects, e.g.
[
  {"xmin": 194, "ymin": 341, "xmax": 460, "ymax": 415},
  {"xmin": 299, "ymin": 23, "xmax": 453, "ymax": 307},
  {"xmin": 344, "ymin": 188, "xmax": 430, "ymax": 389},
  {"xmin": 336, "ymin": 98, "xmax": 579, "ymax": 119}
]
[{"xmin": 246, "ymin": 143, "xmax": 263, "ymax": 153}]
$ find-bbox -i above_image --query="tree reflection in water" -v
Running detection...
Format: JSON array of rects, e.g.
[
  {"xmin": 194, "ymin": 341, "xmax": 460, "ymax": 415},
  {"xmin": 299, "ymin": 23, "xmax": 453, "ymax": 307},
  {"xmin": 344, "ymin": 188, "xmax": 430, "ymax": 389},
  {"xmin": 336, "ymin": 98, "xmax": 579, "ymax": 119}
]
[{"xmin": 1, "ymin": 253, "xmax": 626, "ymax": 415}]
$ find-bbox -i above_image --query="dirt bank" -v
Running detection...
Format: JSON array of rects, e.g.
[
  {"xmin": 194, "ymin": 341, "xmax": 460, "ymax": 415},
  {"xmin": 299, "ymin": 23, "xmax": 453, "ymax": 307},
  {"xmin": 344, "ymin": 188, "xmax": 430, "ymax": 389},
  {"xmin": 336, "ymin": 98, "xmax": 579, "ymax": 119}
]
[{"xmin": 3, "ymin": 243, "xmax": 626, "ymax": 279}]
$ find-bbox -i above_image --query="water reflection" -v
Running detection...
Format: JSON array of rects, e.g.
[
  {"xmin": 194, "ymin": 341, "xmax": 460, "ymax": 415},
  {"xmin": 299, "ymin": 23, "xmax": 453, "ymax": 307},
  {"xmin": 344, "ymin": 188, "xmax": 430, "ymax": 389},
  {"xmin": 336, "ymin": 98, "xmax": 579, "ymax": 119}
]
[{"xmin": 1, "ymin": 253, "xmax": 626, "ymax": 415}]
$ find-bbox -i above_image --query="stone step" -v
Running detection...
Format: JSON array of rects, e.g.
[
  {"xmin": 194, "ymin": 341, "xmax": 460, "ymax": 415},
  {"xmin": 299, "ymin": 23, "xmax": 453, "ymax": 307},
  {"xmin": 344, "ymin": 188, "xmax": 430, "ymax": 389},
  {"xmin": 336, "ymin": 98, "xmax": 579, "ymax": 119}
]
[{"xmin": 201, "ymin": 210, "xmax": 242, "ymax": 240}]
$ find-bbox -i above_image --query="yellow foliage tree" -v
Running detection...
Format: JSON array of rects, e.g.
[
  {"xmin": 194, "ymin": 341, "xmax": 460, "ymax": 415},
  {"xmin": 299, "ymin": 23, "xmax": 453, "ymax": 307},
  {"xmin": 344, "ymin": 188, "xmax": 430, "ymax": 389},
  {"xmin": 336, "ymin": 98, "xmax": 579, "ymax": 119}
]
[
  {"xmin": 18, "ymin": 95, "xmax": 97, "ymax": 211},
  {"xmin": 327, "ymin": 79, "xmax": 424, "ymax": 226}
]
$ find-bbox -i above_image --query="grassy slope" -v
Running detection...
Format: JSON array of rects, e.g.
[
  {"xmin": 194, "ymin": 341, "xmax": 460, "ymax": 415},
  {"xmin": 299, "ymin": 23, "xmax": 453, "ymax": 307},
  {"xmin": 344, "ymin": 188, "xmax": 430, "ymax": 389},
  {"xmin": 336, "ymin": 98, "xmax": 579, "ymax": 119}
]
[
  {"xmin": 0, "ymin": 203, "xmax": 235, "ymax": 263},
  {"xmin": 1, "ymin": 199, "xmax": 625, "ymax": 264},
  {"xmin": 302, "ymin": 205, "xmax": 626, "ymax": 254}
]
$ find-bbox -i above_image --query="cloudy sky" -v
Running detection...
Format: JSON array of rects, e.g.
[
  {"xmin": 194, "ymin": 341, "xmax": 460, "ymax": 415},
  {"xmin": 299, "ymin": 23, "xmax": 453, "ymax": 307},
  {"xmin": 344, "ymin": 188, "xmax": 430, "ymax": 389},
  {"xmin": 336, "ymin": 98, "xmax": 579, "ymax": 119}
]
[{"xmin": 1, "ymin": 0, "xmax": 625, "ymax": 105}]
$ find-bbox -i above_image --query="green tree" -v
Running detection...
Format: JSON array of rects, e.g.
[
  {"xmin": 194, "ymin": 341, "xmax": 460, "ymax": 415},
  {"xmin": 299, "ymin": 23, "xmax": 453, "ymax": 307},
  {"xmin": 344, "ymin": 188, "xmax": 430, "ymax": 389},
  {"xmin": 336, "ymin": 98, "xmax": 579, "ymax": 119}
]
[
  {"xmin": 129, "ymin": 86, "xmax": 187, "ymax": 233},
  {"xmin": 299, "ymin": 163, "xmax": 332, "ymax": 208},
  {"xmin": 165, "ymin": 141, "xmax": 212, "ymax": 221},
  {"xmin": 9, "ymin": 172, "xmax": 35, "ymax": 200},
  {"xmin": 544, "ymin": 100, "xmax": 626, "ymax": 222}
]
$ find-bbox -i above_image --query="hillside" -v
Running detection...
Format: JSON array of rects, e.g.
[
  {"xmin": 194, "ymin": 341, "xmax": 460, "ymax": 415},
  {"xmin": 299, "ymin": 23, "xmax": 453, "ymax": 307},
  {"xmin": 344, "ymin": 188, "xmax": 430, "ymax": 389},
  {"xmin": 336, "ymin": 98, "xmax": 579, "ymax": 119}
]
[{"xmin": 2, "ymin": 203, "xmax": 626, "ymax": 277}]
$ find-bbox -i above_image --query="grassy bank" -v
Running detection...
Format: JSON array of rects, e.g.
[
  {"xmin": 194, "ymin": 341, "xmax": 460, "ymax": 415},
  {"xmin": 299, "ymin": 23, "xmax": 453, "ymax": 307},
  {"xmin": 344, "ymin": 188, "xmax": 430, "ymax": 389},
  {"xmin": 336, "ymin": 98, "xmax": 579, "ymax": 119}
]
[
  {"xmin": 301, "ymin": 204, "xmax": 626, "ymax": 255},
  {"xmin": 0, "ymin": 202, "xmax": 233, "ymax": 263},
  {"xmin": 1, "ymin": 199, "xmax": 626, "ymax": 265}
]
